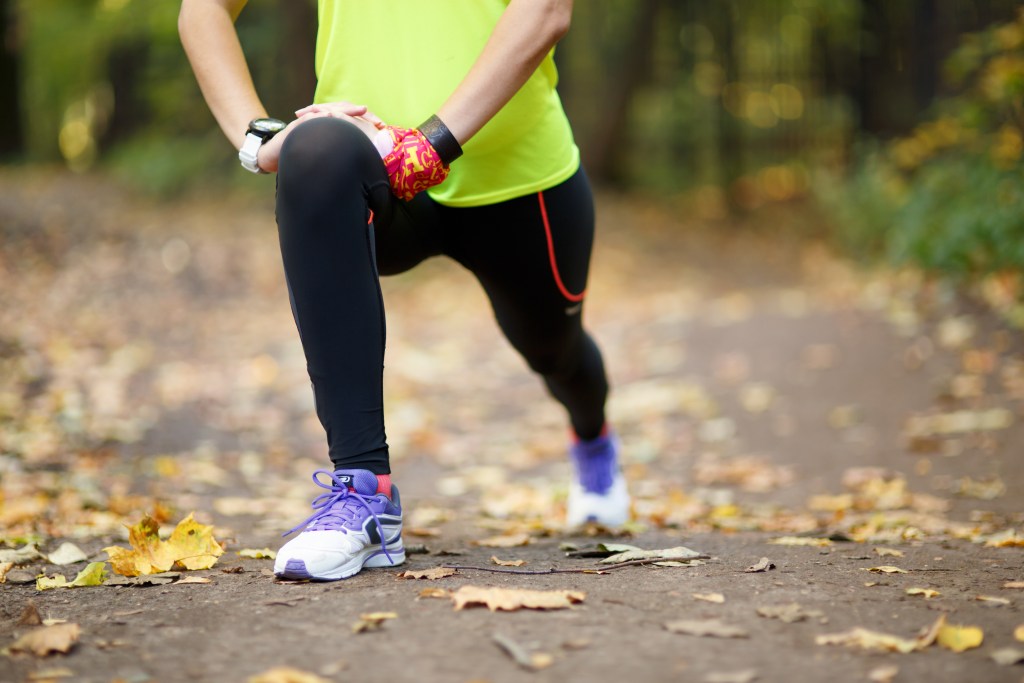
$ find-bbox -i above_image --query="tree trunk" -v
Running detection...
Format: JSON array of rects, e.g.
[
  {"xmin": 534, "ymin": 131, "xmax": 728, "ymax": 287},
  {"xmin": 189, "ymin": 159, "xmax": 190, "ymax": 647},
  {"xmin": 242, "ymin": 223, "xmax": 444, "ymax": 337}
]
[{"xmin": 0, "ymin": 0, "xmax": 23, "ymax": 158}]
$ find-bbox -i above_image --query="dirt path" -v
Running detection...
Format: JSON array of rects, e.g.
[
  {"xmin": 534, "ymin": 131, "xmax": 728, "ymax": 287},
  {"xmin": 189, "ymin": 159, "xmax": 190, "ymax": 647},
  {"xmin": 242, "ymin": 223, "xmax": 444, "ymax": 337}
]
[{"xmin": 1, "ymin": 171, "xmax": 1022, "ymax": 683}]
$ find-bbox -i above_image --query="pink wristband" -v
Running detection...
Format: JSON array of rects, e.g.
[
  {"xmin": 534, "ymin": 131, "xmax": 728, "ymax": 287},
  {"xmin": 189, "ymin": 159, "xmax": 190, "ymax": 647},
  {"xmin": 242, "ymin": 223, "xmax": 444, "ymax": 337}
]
[{"xmin": 380, "ymin": 126, "xmax": 450, "ymax": 201}]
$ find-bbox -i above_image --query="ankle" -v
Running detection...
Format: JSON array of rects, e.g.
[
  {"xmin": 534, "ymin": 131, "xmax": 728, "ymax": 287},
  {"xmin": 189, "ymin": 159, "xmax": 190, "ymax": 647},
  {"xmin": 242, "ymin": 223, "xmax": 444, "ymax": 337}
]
[{"xmin": 375, "ymin": 474, "xmax": 392, "ymax": 497}]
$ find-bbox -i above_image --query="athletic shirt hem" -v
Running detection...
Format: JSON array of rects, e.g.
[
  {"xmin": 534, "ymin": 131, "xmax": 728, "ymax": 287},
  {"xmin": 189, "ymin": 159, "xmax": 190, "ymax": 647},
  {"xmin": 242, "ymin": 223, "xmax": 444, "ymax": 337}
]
[{"xmin": 428, "ymin": 149, "xmax": 580, "ymax": 208}]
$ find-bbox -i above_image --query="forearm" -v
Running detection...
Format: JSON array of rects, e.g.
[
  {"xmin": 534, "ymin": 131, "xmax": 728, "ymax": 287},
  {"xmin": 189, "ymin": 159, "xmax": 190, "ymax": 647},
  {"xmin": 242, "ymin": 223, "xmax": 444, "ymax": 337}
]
[
  {"xmin": 436, "ymin": 0, "xmax": 572, "ymax": 145},
  {"xmin": 178, "ymin": 0, "xmax": 267, "ymax": 150}
]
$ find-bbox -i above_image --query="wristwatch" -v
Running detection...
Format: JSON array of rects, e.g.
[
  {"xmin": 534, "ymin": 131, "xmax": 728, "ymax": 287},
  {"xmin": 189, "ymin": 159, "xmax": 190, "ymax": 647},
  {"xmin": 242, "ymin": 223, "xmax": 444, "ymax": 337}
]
[{"xmin": 239, "ymin": 118, "xmax": 286, "ymax": 173}]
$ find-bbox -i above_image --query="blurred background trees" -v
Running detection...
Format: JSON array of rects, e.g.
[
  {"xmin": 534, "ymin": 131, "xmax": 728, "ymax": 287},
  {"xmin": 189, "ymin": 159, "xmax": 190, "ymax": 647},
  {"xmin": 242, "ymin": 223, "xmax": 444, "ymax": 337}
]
[{"xmin": 1, "ymin": 0, "xmax": 1022, "ymax": 284}]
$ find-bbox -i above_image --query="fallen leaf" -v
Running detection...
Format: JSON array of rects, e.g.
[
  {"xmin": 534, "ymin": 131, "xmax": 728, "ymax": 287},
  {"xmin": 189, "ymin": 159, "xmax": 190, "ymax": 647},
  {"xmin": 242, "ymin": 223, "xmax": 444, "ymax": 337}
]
[
  {"xmin": 906, "ymin": 588, "xmax": 940, "ymax": 598},
  {"xmin": 937, "ymin": 623, "xmax": 983, "ymax": 652},
  {"xmin": 351, "ymin": 611, "xmax": 397, "ymax": 633},
  {"xmin": 104, "ymin": 513, "xmax": 224, "ymax": 576},
  {"xmin": 452, "ymin": 586, "xmax": 584, "ymax": 611},
  {"xmin": 36, "ymin": 562, "xmax": 108, "ymax": 591},
  {"xmin": 46, "ymin": 543, "xmax": 88, "ymax": 566},
  {"xmin": 0, "ymin": 561, "xmax": 13, "ymax": 583},
  {"xmin": 248, "ymin": 666, "xmax": 332, "ymax": 683},
  {"xmin": 706, "ymin": 670, "xmax": 758, "ymax": 683},
  {"xmin": 868, "ymin": 665, "xmax": 899, "ymax": 683},
  {"xmin": 564, "ymin": 543, "xmax": 641, "ymax": 558},
  {"xmin": 874, "ymin": 547, "xmax": 904, "ymax": 558},
  {"xmin": 417, "ymin": 587, "xmax": 450, "ymax": 599},
  {"xmin": 984, "ymin": 530, "xmax": 1024, "ymax": 548},
  {"xmin": 1003, "ymin": 581, "xmax": 1024, "ymax": 589},
  {"xmin": 654, "ymin": 560, "xmax": 704, "ymax": 567},
  {"xmin": 665, "ymin": 619, "xmax": 749, "ymax": 639},
  {"xmin": 1016, "ymin": 625, "xmax": 1024, "ymax": 642},
  {"xmin": 473, "ymin": 533, "xmax": 530, "ymax": 548},
  {"xmin": 756, "ymin": 603, "xmax": 824, "ymax": 623},
  {"xmin": 175, "ymin": 576, "xmax": 212, "ymax": 584},
  {"xmin": 816, "ymin": 615, "xmax": 944, "ymax": 653},
  {"xmin": 0, "ymin": 544, "xmax": 45, "ymax": 565},
  {"xmin": 991, "ymin": 648, "xmax": 1024, "ymax": 666},
  {"xmin": 9, "ymin": 623, "xmax": 81, "ymax": 657},
  {"xmin": 865, "ymin": 566, "xmax": 907, "ymax": 574},
  {"xmin": 18, "ymin": 602, "xmax": 43, "ymax": 626},
  {"xmin": 408, "ymin": 528, "xmax": 441, "ymax": 537},
  {"xmin": 493, "ymin": 633, "xmax": 554, "ymax": 671},
  {"xmin": 693, "ymin": 593, "xmax": 725, "ymax": 604},
  {"xmin": 237, "ymin": 548, "xmax": 277, "ymax": 560},
  {"xmin": 489, "ymin": 555, "xmax": 526, "ymax": 567},
  {"xmin": 768, "ymin": 537, "xmax": 832, "ymax": 547},
  {"xmin": 976, "ymin": 595, "xmax": 1010, "ymax": 606},
  {"xmin": 561, "ymin": 638, "xmax": 591, "ymax": 650},
  {"xmin": 399, "ymin": 567, "xmax": 456, "ymax": 580},
  {"xmin": 745, "ymin": 557, "xmax": 775, "ymax": 573},
  {"xmin": 602, "ymin": 546, "xmax": 703, "ymax": 563},
  {"xmin": 221, "ymin": 566, "xmax": 245, "ymax": 574}
]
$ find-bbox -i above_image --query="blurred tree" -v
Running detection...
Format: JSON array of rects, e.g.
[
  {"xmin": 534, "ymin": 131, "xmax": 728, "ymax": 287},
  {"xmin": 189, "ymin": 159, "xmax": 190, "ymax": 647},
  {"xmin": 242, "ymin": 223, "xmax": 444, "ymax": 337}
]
[{"xmin": 0, "ymin": 0, "xmax": 22, "ymax": 158}]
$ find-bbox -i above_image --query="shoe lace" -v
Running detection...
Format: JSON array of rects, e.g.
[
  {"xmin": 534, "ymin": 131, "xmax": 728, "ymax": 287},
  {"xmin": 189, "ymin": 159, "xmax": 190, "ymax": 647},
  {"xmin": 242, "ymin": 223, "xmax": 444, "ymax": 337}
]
[{"xmin": 283, "ymin": 469, "xmax": 392, "ymax": 564}]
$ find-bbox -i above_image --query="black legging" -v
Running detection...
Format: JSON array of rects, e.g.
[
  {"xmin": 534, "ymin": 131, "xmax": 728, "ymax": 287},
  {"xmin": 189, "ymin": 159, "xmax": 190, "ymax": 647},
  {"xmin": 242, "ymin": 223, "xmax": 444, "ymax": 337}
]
[{"xmin": 275, "ymin": 117, "xmax": 608, "ymax": 474}]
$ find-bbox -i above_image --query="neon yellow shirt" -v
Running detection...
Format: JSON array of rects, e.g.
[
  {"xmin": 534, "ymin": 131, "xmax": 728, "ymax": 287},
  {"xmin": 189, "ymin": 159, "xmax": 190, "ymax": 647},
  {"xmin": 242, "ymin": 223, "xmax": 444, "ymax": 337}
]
[{"xmin": 314, "ymin": 1, "xmax": 580, "ymax": 207}]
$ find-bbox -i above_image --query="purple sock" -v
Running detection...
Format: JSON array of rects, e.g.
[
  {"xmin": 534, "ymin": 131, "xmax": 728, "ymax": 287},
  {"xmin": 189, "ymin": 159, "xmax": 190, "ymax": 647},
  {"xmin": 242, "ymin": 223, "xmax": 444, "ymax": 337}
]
[{"xmin": 570, "ymin": 433, "xmax": 617, "ymax": 494}]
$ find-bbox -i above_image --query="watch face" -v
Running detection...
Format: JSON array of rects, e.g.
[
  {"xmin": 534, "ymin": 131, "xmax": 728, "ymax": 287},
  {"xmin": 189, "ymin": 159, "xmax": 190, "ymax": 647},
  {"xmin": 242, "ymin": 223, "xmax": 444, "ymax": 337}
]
[{"xmin": 250, "ymin": 118, "xmax": 287, "ymax": 135}]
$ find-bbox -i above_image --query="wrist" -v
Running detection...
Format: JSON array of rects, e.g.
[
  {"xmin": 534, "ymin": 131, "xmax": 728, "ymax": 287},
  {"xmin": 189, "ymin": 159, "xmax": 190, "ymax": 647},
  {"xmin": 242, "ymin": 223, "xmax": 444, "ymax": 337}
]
[
  {"xmin": 416, "ymin": 115, "xmax": 463, "ymax": 166},
  {"xmin": 239, "ymin": 117, "xmax": 286, "ymax": 174}
]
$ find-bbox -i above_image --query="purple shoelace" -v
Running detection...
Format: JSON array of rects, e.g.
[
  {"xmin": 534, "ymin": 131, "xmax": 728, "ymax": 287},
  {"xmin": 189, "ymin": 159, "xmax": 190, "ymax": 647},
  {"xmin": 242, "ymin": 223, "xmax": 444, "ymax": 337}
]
[{"xmin": 284, "ymin": 469, "xmax": 392, "ymax": 564}]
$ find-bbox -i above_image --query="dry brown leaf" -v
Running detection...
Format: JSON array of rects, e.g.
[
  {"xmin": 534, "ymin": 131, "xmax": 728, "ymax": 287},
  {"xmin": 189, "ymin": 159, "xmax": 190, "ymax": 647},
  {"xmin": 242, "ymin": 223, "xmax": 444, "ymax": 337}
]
[
  {"xmin": 906, "ymin": 588, "xmax": 940, "ymax": 598},
  {"xmin": 756, "ymin": 603, "xmax": 824, "ymax": 624},
  {"xmin": 417, "ymin": 587, "xmax": 450, "ymax": 600},
  {"xmin": 601, "ymin": 546, "xmax": 703, "ymax": 563},
  {"xmin": 104, "ymin": 513, "xmax": 224, "ymax": 576},
  {"xmin": 452, "ymin": 586, "xmax": 584, "ymax": 612},
  {"xmin": 975, "ymin": 595, "xmax": 1010, "ymax": 606},
  {"xmin": 9, "ymin": 623, "xmax": 81, "ymax": 657},
  {"xmin": 474, "ymin": 533, "xmax": 531, "ymax": 548},
  {"xmin": 937, "ymin": 623, "xmax": 983, "ymax": 652},
  {"xmin": 873, "ymin": 547, "xmax": 904, "ymax": 558},
  {"xmin": 175, "ymin": 576, "xmax": 212, "ymax": 584},
  {"xmin": 1004, "ymin": 581, "xmax": 1024, "ymax": 589},
  {"xmin": 248, "ymin": 667, "xmax": 332, "ymax": 683},
  {"xmin": 706, "ymin": 670, "xmax": 758, "ymax": 683},
  {"xmin": 864, "ymin": 566, "xmax": 907, "ymax": 574},
  {"xmin": 816, "ymin": 615, "xmax": 945, "ymax": 654},
  {"xmin": 490, "ymin": 556, "xmax": 526, "ymax": 567},
  {"xmin": 351, "ymin": 612, "xmax": 397, "ymax": 634},
  {"xmin": 399, "ymin": 567, "xmax": 456, "ymax": 580},
  {"xmin": 745, "ymin": 557, "xmax": 775, "ymax": 573},
  {"xmin": 664, "ymin": 619, "xmax": 749, "ymax": 639},
  {"xmin": 693, "ymin": 593, "xmax": 725, "ymax": 604},
  {"xmin": 18, "ymin": 602, "xmax": 43, "ymax": 626}
]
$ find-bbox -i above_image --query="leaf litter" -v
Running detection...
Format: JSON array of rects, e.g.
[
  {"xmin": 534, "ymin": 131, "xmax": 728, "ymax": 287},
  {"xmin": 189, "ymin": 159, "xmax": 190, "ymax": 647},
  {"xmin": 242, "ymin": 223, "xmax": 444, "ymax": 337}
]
[
  {"xmin": 451, "ymin": 586, "xmax": 584, "ymax": 611},
  {"xmin": 104, "ymin": 513, "xmax": 224, "ymax": 575},
  {"xmin": 8, "ymin": 623, "xmax": 81, "ymax": 657}
]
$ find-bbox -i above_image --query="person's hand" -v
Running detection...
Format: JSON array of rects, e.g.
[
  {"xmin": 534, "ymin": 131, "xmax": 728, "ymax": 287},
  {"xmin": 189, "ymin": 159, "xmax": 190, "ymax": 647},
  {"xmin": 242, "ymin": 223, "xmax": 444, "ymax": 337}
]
[
  {"xmin": 295, "ymin": 101, "xmax": 385, "ymax": 130},
  {"xmin": 256, "ymin": 105, "xmax": 381, "ymax": 173},
  {"xmin": 379, "ymin": 126, "xmax": 450, "ymax": 201}
]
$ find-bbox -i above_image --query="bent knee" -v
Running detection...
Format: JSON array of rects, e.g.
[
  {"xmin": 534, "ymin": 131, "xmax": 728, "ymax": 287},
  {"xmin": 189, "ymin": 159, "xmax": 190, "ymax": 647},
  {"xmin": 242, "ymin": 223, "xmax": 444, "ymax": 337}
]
[{"xmin": 279, "ymin": 117, "xmax": 378, "ymax": 182}]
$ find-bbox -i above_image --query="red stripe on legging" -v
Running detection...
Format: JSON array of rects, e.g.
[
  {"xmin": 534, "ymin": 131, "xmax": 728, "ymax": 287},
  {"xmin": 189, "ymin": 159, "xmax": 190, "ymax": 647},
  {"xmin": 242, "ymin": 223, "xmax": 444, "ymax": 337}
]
[{"xmin": 538, "ymin": 191, "xmax": 586, "ymax": 303}]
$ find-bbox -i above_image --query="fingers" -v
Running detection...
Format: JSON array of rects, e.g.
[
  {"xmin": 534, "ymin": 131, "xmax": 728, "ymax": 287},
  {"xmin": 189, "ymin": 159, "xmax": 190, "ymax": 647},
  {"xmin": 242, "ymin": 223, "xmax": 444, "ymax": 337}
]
[{"xmin": 294, "ymin": 102, "xmax": 386, "ymax": 129}]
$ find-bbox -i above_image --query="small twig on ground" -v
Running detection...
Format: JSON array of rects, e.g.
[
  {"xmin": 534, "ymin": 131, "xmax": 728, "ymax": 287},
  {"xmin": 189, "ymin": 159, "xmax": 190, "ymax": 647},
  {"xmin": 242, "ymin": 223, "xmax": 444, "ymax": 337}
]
[{"xmin": 442, "ymin": 555, "xmax": 711, "ymax": 575}]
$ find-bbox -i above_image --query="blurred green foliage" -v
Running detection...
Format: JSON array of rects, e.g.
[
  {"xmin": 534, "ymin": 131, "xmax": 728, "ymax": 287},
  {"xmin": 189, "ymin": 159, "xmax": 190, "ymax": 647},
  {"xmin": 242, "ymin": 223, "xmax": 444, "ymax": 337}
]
[{"xmin": 825, "ymin": 9, "xmax": 1024, "ymax": 279}]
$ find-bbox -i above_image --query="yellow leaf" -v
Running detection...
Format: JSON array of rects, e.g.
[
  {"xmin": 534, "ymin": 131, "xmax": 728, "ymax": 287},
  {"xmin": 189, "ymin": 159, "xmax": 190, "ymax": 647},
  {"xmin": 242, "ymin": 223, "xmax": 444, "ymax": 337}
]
[
  {"xmin": 417, "ymin": 587, "xmax": 450, "ymax": 599},
  {"xmin": 817, "ymin": 615, "xmax": 945, "ymax": 654},
  {"xmin": 452, "ymin": 586, "xmax": 585, "ymax": 612},
  {"xmin": 865, "ymin": 566, "xmax": 908, "ymax": 574},
  {"xmin": 0, "ymin": 561, "xmax": 13, "ymax": 583},
  {"xmin": 69, "ymin": 562, "xmax": 107, "ymax": 587},
  {"xmin": 9, "ymin": 623, "xmax": 81, "ymax": 657},
  {"xmin": 906, "ymin": 588, "xmax": 940, "ymax": 598},
  {"xmin": 976, "ymin": 595, "xmax": 1011, "ymax": 606},
  {"xmin": 175, "ymin": 576, "xmax": 212, "ymax": 584},
  {"xmin": 1014, "ymin": 625, "xmax": 1024, "ymax": 642},
  {"xmin": 937, "ymin": 623, "xmax": 984, "ymax": 652},
  {"xmin": 769, "ymin": 536, "xmax": 833, "ymax": 547},
  {"xmin": 104, "ymin": 513, "xmax": 224, "ymax": 576},
  {"xmin": 237, "ymin": 548, "xmax": 277, "ymax": 560},
  {"xmin": 248, "ymin": 667, "xmax": 332, "ymax": 683},
  {"xmin": 874, "ymin": 547, "xmax": 904, "ymax": 558},
  {"xmin": 693, "ymin": 593, "xmax": 726, "ymax": 604},
  {"xmin": 491, "ymin": 556, "xmax": 526, "ymax": 567},
  {"xmin": 36, "ymin": 575, "xmax": 69, "ymax": 591}
]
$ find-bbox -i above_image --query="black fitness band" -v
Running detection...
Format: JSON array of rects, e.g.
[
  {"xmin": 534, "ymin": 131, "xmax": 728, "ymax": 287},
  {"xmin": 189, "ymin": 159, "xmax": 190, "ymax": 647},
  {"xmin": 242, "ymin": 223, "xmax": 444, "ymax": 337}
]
[{"xmin": 417, "ymin": 115, "xmax": 463, "ymax": 166}]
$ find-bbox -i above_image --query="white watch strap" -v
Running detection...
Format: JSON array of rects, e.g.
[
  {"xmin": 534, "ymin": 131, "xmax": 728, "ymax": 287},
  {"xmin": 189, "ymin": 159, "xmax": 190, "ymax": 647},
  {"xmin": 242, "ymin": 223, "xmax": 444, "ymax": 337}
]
[{"xmin": 239, "ymin": 132, "xmax": 265, "ymax": 174}]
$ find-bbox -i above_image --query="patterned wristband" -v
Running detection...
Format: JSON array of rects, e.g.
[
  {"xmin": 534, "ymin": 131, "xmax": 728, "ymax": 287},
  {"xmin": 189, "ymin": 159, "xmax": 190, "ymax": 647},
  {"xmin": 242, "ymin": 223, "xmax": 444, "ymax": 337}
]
[{"xmin": 381, "ymin": 126, "xmax": 450, "ymax": 201}]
